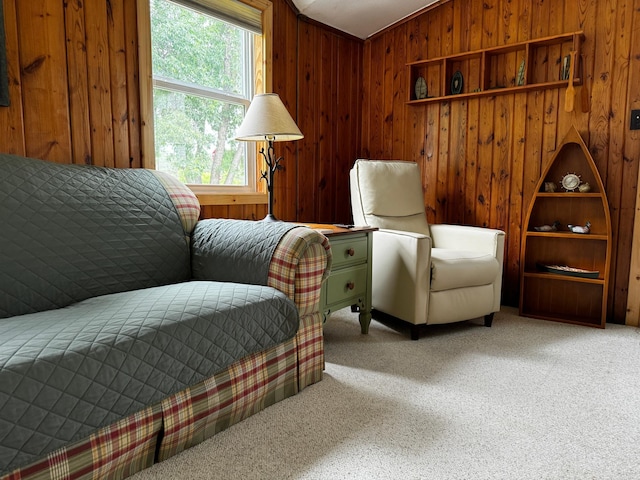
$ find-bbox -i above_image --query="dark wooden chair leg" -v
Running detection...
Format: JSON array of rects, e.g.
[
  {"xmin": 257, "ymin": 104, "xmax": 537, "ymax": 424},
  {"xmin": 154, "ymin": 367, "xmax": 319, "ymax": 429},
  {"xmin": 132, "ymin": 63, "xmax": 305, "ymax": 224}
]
[
  {"xmin": 484, "ymin": 313, "xmax": 494, "ymax": 327},
  {"xmin": 410, "ymin": 324, "xmax": 420, "ymax": 340}
]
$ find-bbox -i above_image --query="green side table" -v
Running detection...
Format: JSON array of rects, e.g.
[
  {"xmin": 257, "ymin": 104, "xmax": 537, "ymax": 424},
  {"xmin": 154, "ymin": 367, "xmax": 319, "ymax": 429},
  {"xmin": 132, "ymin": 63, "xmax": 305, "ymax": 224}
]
[{"xmin": 312, "ymin": 225, "xmax": 377, "ymax": 334}]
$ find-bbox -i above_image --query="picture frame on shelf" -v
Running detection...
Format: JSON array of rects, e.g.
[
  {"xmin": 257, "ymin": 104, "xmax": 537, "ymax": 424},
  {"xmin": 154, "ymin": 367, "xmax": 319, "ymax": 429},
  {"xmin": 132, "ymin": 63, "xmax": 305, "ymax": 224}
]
[
  {"xmin": 560, "ymin": 54, "xmax": 571, "ymax": 80},
  {"xmin": 516, "ymin": 59, "xmax": 526, "ymax": 86},
  {"xmin": 450, "ymin": 71, "xmax": 463, "ymax": 95}
]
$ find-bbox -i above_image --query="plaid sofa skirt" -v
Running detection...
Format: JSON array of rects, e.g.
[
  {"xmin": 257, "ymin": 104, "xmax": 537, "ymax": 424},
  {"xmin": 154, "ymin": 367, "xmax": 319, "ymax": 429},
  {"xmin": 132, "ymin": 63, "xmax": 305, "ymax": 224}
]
[
  {"xmin": 3, "ymin": 227, "xmax": 331, "ymax": 480},
  {"xmin": 2, "ymin": 316, "xmax": 324, "ymax": 480}
]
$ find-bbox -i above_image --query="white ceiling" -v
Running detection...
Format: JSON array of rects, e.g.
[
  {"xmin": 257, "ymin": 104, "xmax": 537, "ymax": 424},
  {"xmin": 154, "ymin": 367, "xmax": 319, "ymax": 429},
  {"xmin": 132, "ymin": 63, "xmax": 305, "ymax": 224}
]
[{"xmin": 291, "ymin": 0, "xmax": 440, "ymax": 39}]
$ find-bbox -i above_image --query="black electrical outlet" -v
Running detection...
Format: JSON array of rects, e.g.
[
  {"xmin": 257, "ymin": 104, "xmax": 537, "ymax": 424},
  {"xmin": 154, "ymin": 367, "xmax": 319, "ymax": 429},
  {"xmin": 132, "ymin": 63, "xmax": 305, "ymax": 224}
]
[{"xmin": 631, "ymin": 110, "xmax": 640, "ymax": 130}]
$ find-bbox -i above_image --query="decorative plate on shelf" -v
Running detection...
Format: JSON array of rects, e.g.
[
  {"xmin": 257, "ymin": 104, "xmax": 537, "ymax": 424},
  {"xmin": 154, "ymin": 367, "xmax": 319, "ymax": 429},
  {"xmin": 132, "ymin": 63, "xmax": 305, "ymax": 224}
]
[
  {"xmin": 415, "ymin": 76, "xmax": 427, "ymax": 100},
  {"xmin": 560, "ymin": 172, "xmax": 581, "ymax": 191},
  {"xmin": 536, "ymin": 262, "xmax": 599, "ymax": 279},
  {"xmin": 450, "ymin": 71, "xmax": 463, "ymax": 95}
]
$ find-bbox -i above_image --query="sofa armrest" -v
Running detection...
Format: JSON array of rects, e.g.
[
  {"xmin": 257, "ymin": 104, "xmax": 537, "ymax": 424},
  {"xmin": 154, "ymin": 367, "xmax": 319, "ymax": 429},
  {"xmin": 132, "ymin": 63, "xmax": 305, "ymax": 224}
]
[
  {"xmin": 267, "ymin": 227, "xmax": 332, "ymax": 316},
  {"xmin": 191, "ymin": 219, "xmax": 331, "ymax": 314}
]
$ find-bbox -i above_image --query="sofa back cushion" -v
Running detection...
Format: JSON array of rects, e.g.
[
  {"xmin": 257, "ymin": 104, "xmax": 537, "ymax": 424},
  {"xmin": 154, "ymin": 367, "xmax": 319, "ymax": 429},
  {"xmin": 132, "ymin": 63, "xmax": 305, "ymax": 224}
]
[{"xmin": 0, "ymin": 154, "xmax": 192, "ymax": 318}]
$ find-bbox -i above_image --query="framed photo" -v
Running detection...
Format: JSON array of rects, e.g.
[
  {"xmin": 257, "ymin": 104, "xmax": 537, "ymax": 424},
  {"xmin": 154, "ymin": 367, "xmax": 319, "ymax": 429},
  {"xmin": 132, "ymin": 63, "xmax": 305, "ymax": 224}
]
[
  {"xmin": 516, "ymin": 59, "xmax": 525, "ymax": 86},
  {"xmin": 450, "ymin": 71, "xmax": 463, "ymax": 95},
  {"xmin": 560, "ymin": 54, "xmax": 571, "ymax": 81}
]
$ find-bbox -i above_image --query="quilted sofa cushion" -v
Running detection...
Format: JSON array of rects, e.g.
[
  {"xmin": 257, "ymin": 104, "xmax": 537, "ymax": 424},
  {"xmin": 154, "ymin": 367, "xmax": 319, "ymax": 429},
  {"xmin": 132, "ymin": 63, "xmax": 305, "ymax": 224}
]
[
  {"xmin": 191, "ymin": 219, "xmax": 301, "ymax": 286},
  {"xmin": 0, "ymin": 281, "xmax": 298, "ymax": 474},
  {"xmin": 0, "ymin": 155, "xmax": 191, "ymax": 318}
]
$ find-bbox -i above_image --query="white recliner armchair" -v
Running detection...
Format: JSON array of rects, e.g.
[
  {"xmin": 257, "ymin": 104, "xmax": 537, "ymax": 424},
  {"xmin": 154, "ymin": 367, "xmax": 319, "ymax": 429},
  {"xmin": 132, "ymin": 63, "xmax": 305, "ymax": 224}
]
[{"xmin": 350, "ymin": 159, "xmax": 505, "ymax": 340}]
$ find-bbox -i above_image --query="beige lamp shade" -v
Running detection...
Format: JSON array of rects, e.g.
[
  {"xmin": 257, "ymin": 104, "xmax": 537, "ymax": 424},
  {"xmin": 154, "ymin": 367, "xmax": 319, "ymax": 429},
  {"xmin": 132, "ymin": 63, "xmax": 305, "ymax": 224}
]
[{"xmin": 235, "ymin": 93, "xmax": 303, "ymax": 142}]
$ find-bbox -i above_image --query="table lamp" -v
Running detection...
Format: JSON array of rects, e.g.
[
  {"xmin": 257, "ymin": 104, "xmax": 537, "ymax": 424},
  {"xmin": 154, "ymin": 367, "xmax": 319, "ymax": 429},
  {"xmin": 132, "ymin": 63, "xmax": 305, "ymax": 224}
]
[{"xmin": 235, "ymin": 93, "xmax": 303, "ymax": 221}]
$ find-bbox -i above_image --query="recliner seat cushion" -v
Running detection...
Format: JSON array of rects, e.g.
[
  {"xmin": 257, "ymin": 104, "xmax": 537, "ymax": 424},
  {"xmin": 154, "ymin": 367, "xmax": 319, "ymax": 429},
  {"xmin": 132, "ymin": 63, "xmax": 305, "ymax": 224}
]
[{"xmin": 430, "ymin": 248, "xmax": 499, "ymax": 292}]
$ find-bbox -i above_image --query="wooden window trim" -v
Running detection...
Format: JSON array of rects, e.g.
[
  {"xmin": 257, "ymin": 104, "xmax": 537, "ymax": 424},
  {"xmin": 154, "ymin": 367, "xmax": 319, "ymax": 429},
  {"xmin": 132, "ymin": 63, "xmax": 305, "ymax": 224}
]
[{"xmin": 136, "ymin": 0, "xmax": 273, "ymax": 206}]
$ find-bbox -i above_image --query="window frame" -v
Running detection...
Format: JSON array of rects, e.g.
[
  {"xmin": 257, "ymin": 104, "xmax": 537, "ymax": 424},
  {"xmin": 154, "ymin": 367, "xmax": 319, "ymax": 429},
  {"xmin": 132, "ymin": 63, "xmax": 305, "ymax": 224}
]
[{"xmin": 137, "ymin": 0, "xmax": 273, "ymax": 205}]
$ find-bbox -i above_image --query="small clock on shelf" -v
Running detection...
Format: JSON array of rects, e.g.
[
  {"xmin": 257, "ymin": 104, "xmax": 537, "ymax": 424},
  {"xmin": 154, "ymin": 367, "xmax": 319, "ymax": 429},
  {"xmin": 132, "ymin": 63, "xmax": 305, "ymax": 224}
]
[
  {"xmin": 415, "ymin": 76, "xmax": 427, "ymax": 100},
  {"xmin": 560, "ymin": 172, "xmax": 581, "ymax": 192}
]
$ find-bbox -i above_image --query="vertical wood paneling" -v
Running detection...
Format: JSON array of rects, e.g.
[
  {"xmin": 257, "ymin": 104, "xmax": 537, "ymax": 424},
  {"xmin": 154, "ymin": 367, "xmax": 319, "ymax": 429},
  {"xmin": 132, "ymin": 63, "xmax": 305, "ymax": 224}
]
[
  {"xmin": 272, "ymin": 0, "xmax": 298, "ymax": 221},
  {"xmin": 64, "ymin": 0, "xmax": 92, "ymax": 165},
  {"xmin": 107, "ymin": 0, "xmax": 130, "ymax": 169},
  {"xmin": 124, "ymin": 0, "xmax": 141, "ymax": 169},
  {"xmin": 84, "ymin": 0, "xmax": 114, "ymax": 167},
  {"xmin": 17, "ymin": 0, "xmax": 71, "ymax": 162},
  {"xmin": 0, "ymin": 0, "xmax": 25, "ymax": 155},
  {"xmin": 609, "ymin": 0, "xmax": 636, "ymax": 321},
  {"xmin": 382, "ymin": 32, "xmax": 394, "ymax": 156},
  {"xmin": 405, "ymin": 18, "xmax": 426, "ymax": 171},
  {"xmin": 318, "ymin": 30, "xmax": 336, "ymax": 221},
  {"xmin": 361, "ymin": 40, "xmax": 372, "ymax": 159},
  {"xmin": 463, "ymin": 0, "xmax": 484, "ymax": 225},
  {"xmin": 423, "ymin": 10, "xmax": 441, "ymax": 222},
  {"xmin": 296, "ymin": 22, "xmax": 318, "ymax": 221},
  {"xmin": 504, "ymin": 0, "xmax": 530, "ymax": 306},
  {"xmin": 624, "ymin": 0, "xmax": 640, "ymax": 325},
  {"xmin": 335, "ymin": 37, "xmax": 361, "ymax": 221},
  {"xmin": 361, "ymin": 0, "xmax": 640, "ymax": 323},
  {"xmin": 392, "ymin": 26, "xmax": 406, "ymax": 160},
  {"xmin": 4, "ymin": 0, "xmax": 638, "ymax": 322},
  {"xmin": 369, "ymin": 35, "xmax": 385, "ymax": 158}
]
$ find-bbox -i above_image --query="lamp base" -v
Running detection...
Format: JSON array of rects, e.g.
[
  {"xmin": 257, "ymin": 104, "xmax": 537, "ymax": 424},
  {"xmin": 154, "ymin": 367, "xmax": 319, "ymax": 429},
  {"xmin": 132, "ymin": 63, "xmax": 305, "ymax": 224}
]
[{"xmin": 262, "ymin": 213, "xmax": 280, "ymax": 222}]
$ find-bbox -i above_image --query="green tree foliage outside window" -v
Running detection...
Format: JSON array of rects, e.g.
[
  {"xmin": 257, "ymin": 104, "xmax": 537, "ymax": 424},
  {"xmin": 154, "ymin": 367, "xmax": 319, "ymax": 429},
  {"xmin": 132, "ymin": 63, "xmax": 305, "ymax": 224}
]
[{"xmin": 150, "ymin": 0, "xmax": 255, "ymax": 186}]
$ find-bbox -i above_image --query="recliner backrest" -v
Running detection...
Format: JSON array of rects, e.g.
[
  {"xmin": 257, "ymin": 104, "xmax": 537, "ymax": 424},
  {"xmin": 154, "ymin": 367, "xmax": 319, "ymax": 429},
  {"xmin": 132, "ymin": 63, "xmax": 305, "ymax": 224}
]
[{"xmin": 350, "ymin": 159, "xmax": 430, "ymax": 235}]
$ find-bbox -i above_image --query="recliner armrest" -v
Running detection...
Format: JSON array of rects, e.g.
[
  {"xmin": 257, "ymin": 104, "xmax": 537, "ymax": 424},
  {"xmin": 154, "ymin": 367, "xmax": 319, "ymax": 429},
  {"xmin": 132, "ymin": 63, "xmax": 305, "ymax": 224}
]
[
  {"xmin": 429, "ymin": 224, "xmax": 505, "ymax": 256},
  {"xmin": 370, "ymin": 229, "xmax": 433, "ymax": 323}
]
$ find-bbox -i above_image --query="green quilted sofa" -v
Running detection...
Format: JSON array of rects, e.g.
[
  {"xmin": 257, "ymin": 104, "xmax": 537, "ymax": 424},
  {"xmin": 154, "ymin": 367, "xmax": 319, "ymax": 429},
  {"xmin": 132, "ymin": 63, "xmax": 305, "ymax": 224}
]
[{"xmin": 0, "ymin": 154, "xmax": 331, "ymax": 479}]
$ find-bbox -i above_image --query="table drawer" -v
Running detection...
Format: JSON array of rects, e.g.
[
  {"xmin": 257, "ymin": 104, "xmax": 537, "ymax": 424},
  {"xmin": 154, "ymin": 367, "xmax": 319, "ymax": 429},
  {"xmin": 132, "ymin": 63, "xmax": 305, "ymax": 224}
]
[
  {"xmin": 329, "ymin": 235, "xmax": 369, "ymax": 268},
  {"xmin": 324, "ymin": 264, "xmax": 368, "ymax": 305}
]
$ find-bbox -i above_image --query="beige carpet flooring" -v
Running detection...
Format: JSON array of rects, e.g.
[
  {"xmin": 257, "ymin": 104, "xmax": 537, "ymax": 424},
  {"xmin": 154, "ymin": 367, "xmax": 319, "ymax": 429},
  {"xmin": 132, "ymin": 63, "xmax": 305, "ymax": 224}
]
[{"xmin": 130, "ymin": 306, "xmax": 640, "ymax": 479}]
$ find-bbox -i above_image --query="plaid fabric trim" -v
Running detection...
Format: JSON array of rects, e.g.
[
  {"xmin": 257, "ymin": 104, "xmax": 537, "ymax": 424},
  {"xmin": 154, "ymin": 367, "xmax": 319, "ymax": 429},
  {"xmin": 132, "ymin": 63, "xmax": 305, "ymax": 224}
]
[
  {"xmin": 150, "ymin": 170, "xmax": 201, "ymax": 236},
  {"xmin": 3, "ymin": 228, "xmax": 329, "ymax": 480},
  {"xmin": 268, "ymin": 228, "xmax": 332, "ymax": 316},
  {"xmin": 3, "ymin": 406, "xmax": 162, "ymax": 480},
  {"xmin": 157, "ymin": 338, "xmax": 298, "ymax": 461},
  {"xmin": 296, "ymin": 313, "xmax": 325, "ymax": 391}
]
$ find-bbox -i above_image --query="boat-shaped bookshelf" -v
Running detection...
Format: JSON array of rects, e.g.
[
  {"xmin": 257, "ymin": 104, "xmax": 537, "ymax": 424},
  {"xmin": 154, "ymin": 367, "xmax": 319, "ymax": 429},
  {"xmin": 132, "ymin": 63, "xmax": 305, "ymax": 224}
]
[{"xmin": 519, "ymin": 126, "xmax": 611, "ymax": 327}]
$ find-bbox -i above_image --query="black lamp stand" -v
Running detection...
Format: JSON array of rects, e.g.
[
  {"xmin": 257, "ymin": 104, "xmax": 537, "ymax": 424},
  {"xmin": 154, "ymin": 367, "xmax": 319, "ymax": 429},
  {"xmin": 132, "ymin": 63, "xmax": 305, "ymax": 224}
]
[{"xmin": 259, "ymin": 138, "xmax": 283, "ymax": 222}]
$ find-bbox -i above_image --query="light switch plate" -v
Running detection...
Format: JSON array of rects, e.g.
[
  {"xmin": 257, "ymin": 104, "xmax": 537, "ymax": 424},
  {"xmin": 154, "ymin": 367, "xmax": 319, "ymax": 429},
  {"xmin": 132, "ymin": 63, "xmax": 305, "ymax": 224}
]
[{"xmin": 631, "ymin": 110, "xmax": 640, "ymax": 130}]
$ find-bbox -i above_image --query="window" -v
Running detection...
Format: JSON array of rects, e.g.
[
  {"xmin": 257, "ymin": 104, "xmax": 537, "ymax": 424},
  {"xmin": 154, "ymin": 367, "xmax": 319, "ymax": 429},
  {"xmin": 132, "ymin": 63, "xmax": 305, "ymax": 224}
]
[{"xmin": 148, "ymin": 0, "xmax": 263, "ymax": 192}]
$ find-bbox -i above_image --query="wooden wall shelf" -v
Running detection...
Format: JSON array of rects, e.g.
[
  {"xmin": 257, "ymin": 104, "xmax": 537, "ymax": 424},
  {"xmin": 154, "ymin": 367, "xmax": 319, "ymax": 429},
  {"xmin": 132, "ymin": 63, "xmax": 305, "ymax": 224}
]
[
  {"xmin": 407, "ymin": 31, "xmax": 584, "ymax": 104},
  {"xmin": 519, "ymin": 126, "xmax": 612, "ymax": 328}
]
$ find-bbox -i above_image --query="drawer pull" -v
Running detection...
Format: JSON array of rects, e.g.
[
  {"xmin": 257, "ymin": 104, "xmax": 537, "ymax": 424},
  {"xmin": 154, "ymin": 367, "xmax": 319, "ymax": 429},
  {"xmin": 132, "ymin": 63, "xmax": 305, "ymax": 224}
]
[
  {"xmin": 346, "ymin": 282, "xmax": 355, "ymax": 290},
  {"xmin": 347, "ymin": 248, "xmax": 355, "ymax": 257}
]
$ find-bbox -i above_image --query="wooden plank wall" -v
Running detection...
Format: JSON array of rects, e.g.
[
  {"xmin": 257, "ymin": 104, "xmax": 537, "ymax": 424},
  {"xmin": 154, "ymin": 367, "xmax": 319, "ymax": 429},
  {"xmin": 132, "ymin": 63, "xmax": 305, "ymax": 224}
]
[
  {"xmin": 4, "ymin": 0, "xmax": 639, "ymax": 322},
  {"xmin": 360, "ymin": 0, "xmax": 640, "ymax": 322},
  {"xmin": 0, "ymin": 0, "xmax": 361, "ymax": 224},
  {"xmin": 0, "ymin": 0, "xmax": 141, "ymax": 167}
]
